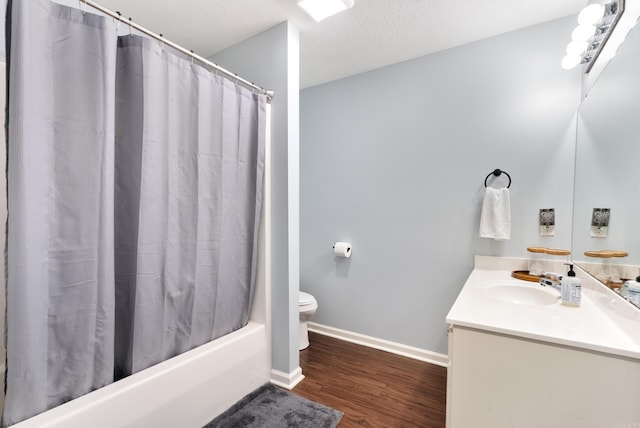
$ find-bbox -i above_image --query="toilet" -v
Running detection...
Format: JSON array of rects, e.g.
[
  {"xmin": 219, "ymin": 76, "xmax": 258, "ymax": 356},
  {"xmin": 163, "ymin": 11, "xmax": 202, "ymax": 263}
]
[{"xmin": 299, "ymin": 292, "xmax": 318, "ymax": 350}]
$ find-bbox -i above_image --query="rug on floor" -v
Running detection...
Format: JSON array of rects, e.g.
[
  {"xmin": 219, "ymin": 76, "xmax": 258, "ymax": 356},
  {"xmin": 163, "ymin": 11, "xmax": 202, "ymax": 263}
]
[{"xmin": 203, "ymin": 383, "xmax": 343, "ymax": 428}]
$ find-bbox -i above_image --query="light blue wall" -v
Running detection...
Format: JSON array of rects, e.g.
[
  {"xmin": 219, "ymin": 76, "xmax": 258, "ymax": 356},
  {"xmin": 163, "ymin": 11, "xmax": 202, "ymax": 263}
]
[
  {"xmin": 300, "ymin": 16, "xmax": 581, "ymax": 355},
  {"xmin": 212, "ymin": 22, "xmax": 301, "ymax": 375}
]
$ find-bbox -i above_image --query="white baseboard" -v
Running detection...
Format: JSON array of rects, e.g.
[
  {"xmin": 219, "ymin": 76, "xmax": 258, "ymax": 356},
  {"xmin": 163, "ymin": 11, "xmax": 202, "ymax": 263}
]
[
  {"xmin": 270, "ymin": 367, "xmax": 305, "ymax": 390},
  {"xmin": 307, "ymin": 322, "xmax": 449, "ymax": 367}
]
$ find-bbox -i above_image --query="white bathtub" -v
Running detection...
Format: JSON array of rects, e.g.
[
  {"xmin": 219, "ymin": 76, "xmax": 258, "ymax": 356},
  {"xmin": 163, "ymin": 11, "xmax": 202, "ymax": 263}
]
[
  {"xmin": 10, "ymin": 228, "xmax": 271, "ymax": 428},
  {"xmin": 10, "ymin": 321, "xmax": 269, "ymax": 428},
  {"xmin": 4, "ymin": 201, "xmax": 271, "ymax": 428},
  {"xmin": 10, "ymin": 238, "xmax": 271, "ymax": 428}
]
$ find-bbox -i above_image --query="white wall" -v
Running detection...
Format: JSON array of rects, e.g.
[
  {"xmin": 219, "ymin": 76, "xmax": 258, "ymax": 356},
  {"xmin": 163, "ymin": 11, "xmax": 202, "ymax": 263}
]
[{"xmin": 300, "ymin": 16, "xmax": 581, "ymax": 355}]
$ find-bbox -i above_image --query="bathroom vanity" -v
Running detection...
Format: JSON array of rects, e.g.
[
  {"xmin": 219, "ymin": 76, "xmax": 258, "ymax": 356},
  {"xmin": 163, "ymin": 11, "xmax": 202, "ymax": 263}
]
[{"xmin": 446, "ymin": 256, "xmax": 640, "ymax": 428}]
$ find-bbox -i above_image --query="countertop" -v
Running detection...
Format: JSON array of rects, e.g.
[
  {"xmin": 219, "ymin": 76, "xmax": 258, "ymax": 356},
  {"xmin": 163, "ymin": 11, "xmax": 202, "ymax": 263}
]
[{"xmin": 446, "ymin": 262, "xmax": 640, "ymax": 360}]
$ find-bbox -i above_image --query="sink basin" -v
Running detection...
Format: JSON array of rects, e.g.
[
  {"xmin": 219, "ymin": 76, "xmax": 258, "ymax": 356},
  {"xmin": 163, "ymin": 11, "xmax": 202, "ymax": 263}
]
[{"xmin": 482, "ymin": 281, "xmax": 560, "ymax": 306}]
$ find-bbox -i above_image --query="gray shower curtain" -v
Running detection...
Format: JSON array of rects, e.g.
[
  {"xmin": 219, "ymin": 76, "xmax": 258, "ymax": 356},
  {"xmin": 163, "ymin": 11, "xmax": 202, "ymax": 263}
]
[{"xmin": 4, "ymin": 0, "xmax": 266, "ymax": 425}]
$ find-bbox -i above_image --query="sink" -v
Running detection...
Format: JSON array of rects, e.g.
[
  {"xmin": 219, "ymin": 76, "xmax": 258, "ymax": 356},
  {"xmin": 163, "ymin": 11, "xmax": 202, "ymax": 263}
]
[{"xmin": 482, "ymin": 281, "xmax": 560, "ymax": 306}]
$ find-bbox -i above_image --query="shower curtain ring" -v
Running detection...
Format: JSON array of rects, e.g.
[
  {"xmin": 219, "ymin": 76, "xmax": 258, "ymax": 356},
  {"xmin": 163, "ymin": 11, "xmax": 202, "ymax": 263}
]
[
  {"xmin": 190, "ymin": 50, "xmax": 194, "ymax": 65},
  {"xmin": 128, "ymin": 17, "xmax": 133, "ymax": 35},
  {"xmin": 79, "ymin": 0, "xmax": 87, "ymax": 14},
  {"xmin": 115, "ymin": 11, "xmax": 122, "ymax": 33}
]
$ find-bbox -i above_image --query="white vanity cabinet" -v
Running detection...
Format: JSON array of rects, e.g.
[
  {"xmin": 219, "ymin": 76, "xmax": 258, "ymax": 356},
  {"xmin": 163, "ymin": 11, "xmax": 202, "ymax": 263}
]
[
  {"xmin": 446, "ymin": 257, "xmax": 640, "ymax": 428},
  {"xmin": 446, "ymin": 325, "xmax": 640, "ymax": 428}
]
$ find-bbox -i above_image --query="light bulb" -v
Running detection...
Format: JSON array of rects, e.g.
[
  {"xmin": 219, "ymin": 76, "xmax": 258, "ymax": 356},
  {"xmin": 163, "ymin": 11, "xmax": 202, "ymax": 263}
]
[
  {"xmin": 571, "ymin": 25, "xmax": 596, "ymax": 42},
  {"xmin": 566, "ymin": 40, "xmax": 588, "ymax": 55},
  {"xmin": 578, "ymin": 4, "xmax": 605, "ymax": 26},
  {"xmin": 299, "ymin": 0, "xmax": 354, "ymax": 22},
  {"xmin": 561, "ymin": 54, "xmax": 582, "ymax": 70}
]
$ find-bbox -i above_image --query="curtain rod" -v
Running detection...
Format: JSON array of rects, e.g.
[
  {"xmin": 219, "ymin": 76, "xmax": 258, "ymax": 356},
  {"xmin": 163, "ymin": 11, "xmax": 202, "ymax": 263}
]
[{"xmin": 80, "ymin": 0, "xmax": 274, "ymax": 102}]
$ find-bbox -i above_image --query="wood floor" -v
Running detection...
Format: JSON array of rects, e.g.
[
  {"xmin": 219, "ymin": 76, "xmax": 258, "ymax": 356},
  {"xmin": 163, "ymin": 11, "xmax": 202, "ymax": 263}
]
[{"xmin": 293, "ymin": 332, "xmax": 447, "ymax": 428}]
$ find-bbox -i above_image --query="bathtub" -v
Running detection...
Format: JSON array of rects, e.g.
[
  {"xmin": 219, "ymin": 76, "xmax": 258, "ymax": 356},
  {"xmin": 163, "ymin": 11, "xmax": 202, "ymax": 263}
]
[
  {"xmin": 9, "ymin": 236, "xmax": 270, "ymax": 428},
  {"xmin": 8, "ymin": 158, "xmax": 272, "ymax": 428},
  {"xmin": 2, "ymin": 197, "xmax": 271, "ymax": 427},
  {"xmin": 9, "ymin": 226, "xmax": 270, "ymax": 428},
  {"xmin": 10, "ymin": 321, "xmax": 269, "ymax": 428}
]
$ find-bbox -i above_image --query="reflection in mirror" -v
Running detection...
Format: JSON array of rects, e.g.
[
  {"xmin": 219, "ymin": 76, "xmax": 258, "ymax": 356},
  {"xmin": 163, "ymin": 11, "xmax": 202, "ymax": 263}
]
[{"xmin": 573, "ymin": 18, "xmax": 640, "ymax": 307}]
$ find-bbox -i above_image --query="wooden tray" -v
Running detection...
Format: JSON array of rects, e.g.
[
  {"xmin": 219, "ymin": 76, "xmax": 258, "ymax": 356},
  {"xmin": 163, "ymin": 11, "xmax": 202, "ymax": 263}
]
[{"xmin": 511, "ymin": 270, "xmax": 542, "ymax": 282}]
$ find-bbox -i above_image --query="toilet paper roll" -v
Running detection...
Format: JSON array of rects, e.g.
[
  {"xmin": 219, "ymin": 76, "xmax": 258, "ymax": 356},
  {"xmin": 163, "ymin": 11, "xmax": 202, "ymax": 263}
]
[{"xmin": 333, "ymin": 242, "xmax": 352, "ymax": 258}]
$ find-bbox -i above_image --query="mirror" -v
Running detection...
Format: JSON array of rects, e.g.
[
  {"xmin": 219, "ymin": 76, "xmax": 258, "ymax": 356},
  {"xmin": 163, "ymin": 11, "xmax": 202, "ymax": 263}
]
[{"xmin": 572, "ymin": 18, "xmax": 640, "ymax": 306}]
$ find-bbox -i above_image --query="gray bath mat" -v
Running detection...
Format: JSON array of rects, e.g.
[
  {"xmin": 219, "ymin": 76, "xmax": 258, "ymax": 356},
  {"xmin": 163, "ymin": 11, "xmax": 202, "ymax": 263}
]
[{"xmin": 203, "ymin": 383, "xmax": 343, "ymax": 428}]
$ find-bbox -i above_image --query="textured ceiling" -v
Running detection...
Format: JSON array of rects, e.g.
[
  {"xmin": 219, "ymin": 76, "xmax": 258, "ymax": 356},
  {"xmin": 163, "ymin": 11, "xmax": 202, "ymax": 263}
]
[{"xmin": 89, "ymin": 0, "xmax": 585, "ymax": 88}]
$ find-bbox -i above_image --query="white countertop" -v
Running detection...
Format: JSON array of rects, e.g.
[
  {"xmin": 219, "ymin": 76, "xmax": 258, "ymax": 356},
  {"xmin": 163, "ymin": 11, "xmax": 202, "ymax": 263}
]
[{"xmin": 446, "ymin": 259, "xmax": 640, "ymax": 360}]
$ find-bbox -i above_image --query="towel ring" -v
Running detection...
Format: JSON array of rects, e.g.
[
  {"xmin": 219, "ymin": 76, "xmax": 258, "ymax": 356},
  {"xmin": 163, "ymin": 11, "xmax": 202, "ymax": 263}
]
[{"xmin": 484, "ymin": 169, "xmax": 511, "ymax": 188}]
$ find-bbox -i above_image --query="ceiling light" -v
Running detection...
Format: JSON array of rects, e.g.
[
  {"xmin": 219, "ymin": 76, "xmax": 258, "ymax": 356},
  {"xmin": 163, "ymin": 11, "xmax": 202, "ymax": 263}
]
[
  {"xmin": 298, "ymin": 0, "xmax": 354, "ymax": 22},
  {"xmin": 578, "ymin": 4, "xmax": 605, "ymax": 25}
]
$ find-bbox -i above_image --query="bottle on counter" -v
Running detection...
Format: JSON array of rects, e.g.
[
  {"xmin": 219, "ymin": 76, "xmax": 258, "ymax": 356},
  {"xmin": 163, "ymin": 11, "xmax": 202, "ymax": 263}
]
[{"xmin": 561, "ymin": 264, "xmax": 582, "ymax": 307}]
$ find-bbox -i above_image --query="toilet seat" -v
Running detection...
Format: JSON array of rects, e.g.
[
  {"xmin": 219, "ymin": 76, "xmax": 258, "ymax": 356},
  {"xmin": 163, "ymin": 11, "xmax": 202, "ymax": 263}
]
[
  {"xmin": 299, "ymin": 291, "xmax": 316, "ymax": 306},
  {"xmin": 298, "ymin": 291, "xmax": 318, "ymax": 350}
]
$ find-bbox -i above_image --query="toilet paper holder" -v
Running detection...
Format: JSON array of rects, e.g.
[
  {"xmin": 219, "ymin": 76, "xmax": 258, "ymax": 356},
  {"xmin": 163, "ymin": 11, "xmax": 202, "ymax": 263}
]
[{"xmin": 333, "ymin": 242, "xmax": 352, "ymax": 258}]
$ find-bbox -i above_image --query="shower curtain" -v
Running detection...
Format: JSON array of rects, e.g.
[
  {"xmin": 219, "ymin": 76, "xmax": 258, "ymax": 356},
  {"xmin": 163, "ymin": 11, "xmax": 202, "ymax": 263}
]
[{"xmin": 3, "ymin": 0, "xmax": 266, "ymax": 425}]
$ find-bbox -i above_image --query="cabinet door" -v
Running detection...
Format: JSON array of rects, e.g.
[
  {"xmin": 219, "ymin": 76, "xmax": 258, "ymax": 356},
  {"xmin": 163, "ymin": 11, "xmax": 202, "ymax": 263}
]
[{"xmin": 447, "ymin": 326, "xmax": 640, "ymax": 428}]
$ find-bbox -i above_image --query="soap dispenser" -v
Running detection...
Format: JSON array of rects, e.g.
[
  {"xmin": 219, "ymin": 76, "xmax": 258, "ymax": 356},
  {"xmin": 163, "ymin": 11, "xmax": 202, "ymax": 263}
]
[{"xmin": 561, "ymin": 264, "xmax": 581, "ymax": 307}]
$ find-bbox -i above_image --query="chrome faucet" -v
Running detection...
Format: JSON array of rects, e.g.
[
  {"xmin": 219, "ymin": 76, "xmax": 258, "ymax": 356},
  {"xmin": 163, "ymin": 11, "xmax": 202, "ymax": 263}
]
[{"xmin": 539, "ymin": 272, "xmax": 563, "ymax": 291}]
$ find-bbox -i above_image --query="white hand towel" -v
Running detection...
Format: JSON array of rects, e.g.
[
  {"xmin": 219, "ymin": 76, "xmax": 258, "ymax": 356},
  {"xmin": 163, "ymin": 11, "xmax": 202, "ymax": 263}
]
[{"xmin": 479, "ymin": 187, "xmax": 511, "ymax": 240}]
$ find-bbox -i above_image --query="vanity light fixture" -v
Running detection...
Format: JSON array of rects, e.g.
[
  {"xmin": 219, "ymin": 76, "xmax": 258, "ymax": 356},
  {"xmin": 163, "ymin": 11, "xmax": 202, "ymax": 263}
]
[
  {"xmin": 561, "ymin": 0, "xmax": 624, "ymax": 71},
  {"xmin": 298, "ymin": 0, "xmax": 354, "ymax": 22}
]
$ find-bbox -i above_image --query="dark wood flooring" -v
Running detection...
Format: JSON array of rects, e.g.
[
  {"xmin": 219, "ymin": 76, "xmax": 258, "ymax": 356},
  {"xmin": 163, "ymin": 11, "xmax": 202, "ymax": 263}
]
[{"xmin": 293, "ymin": 332, "xmax": 447, "ymax": 428}]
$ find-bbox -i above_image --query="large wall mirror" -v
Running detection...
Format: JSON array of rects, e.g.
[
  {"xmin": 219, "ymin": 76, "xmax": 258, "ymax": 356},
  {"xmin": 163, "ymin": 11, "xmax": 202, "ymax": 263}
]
[{"xmin": 572, "ymin": 17, "xmax": 640, "ymax": 306}]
